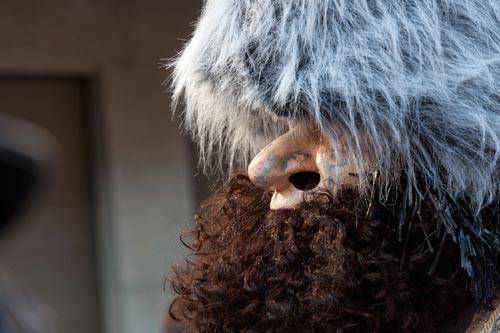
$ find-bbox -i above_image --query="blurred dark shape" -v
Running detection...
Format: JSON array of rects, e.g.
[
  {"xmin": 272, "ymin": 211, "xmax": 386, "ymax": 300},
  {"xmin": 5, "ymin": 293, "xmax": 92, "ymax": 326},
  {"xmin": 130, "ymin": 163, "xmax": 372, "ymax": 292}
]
[
  {"xmin": 0, "ymin": 144, "xmax": 39, "ymax": 232},
  {"xmin": 0, "ymin": 113, "xmax": 59, "ymax": 332},
  {"xmin": 0, "ymin": 114, "xmax": 54, "ymax": 234}
]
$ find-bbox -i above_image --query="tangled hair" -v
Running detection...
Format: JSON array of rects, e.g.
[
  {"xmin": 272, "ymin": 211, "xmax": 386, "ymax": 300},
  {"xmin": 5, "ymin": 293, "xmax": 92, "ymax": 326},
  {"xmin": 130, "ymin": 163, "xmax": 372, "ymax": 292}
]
[{"xmin": 169, "ymin": 176, "xmax": 477, "ymax": 332}]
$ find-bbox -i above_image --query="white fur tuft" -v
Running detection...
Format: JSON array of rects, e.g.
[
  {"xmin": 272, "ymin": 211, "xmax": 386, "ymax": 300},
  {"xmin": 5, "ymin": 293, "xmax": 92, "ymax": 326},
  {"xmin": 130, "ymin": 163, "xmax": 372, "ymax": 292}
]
[{"xmin": 170, "ymin": 0, "xmax": 500, "ymax": 214}]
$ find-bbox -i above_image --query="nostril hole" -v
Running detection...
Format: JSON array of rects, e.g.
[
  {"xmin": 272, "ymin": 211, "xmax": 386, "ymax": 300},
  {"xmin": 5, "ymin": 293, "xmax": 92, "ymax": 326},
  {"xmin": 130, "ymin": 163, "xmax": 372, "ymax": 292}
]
[{"xmin": 289, "ymin": 172, "xmax": 321, "ymax": 191}]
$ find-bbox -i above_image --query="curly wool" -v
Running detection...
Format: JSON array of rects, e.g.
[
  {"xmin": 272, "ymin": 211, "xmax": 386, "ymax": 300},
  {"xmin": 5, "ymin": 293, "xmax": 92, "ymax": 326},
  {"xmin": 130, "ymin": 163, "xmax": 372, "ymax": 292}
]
[
  {"xmin": 169, "ymin": 176, "xmax": 472, "ymax": 332},
  {"xmin": 170, "ymin": 0, "xmax": 500, "ymax": 214}
]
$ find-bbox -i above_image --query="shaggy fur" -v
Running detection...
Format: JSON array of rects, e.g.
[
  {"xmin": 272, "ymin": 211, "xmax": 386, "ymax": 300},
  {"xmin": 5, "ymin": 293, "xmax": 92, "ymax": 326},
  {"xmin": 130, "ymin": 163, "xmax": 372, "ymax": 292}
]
[
  {"xmin": 170, "ymin": 0, "xmax": 500, "ymax": 217},
  {"xmin": 169, "ymin": 176, "xmax": 474, "ymax": 332}
]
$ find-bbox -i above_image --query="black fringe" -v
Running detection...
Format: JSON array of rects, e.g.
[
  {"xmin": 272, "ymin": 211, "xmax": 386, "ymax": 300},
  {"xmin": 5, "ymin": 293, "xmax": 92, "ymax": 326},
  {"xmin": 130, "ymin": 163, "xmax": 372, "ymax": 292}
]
[{"xmin": 391, "ymin": 185, "xmax": 500, "ymax": 303}]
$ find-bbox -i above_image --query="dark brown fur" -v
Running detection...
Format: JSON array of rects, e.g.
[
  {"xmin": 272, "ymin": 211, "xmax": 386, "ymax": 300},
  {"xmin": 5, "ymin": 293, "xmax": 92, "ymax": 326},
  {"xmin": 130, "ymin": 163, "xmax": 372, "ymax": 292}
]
[{"xmin": 169, "ymin": 175, "xmax": 473, "ymax": 332}]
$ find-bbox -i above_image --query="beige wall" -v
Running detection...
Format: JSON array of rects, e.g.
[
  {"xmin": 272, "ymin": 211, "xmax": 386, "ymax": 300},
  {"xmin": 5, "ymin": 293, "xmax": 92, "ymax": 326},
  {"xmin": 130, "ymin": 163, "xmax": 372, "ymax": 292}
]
[{"xmin": 0, "ymin": 1, "xmax": 202, "ymax": 333}]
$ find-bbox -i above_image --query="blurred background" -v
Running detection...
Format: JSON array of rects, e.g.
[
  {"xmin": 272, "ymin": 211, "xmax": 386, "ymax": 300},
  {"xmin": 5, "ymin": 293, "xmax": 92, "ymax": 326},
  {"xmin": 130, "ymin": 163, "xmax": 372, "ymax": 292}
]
[{"xmin": 0, "ymin": 1, "xmax": 207, "ymax": 333}]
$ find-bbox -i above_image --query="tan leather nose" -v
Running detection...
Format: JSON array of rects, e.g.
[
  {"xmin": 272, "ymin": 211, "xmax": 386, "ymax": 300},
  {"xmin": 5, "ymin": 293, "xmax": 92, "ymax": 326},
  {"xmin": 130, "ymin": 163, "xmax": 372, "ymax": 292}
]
[{"xmin": 248, "ymin": 127, "xmax": 320, "ymax": 210}]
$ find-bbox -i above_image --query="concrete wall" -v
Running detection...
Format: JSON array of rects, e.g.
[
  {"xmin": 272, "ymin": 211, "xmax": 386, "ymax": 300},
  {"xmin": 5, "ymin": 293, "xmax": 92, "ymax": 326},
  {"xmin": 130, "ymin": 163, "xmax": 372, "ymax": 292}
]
[
  {"xmin": 0, "ymin": 1, "xmax": 203, "ymax": 333},
  {"xmin": 97, "ymin": 67, "xmax": 195, "ymax": 333}
]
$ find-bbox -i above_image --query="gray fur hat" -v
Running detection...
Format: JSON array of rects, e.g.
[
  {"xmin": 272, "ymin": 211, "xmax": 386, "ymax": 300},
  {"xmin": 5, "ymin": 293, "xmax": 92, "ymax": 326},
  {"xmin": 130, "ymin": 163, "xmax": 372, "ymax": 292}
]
[{"xmin": 171, "ymin": 0, "xmax": 500, "ymax": 297}]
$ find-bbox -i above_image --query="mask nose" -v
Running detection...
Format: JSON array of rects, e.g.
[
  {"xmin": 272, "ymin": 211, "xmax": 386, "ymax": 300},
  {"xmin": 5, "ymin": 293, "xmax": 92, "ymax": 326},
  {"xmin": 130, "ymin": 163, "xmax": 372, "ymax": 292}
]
[{"xmin": 248, "ymin": 127, "xmax": 321, "ymax": 210}]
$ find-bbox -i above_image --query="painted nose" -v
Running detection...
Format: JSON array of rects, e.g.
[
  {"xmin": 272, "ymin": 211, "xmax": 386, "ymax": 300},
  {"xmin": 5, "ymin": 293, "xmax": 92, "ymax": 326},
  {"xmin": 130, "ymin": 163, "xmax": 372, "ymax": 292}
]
[{"xmin": 248, "ymin": 128, "xmax": 321, "ymax": 210}]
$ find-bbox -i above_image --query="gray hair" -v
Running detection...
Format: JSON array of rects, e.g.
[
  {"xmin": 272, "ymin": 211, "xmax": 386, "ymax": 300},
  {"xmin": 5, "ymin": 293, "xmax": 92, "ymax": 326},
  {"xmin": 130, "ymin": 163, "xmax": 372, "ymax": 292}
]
[{"xmin": 171, "ymin": 0, "xmax": 500, "ymax": 217}]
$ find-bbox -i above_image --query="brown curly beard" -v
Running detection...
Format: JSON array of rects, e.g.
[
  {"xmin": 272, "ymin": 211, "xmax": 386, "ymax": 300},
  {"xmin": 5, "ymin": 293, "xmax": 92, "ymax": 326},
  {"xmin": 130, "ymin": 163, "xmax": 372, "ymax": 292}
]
[{"xmin": 169, "ymin": 175, "xmax": 475, "ymax": 332}]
